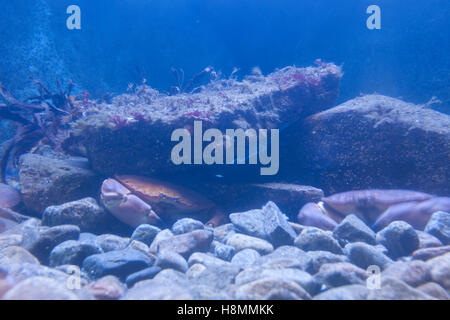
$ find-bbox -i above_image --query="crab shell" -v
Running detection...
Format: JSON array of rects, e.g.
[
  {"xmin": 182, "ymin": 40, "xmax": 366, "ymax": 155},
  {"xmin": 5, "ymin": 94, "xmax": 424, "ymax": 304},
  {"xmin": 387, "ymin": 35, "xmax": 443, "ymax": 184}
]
[
  {"xmin": 0, "ymin": 183, "xmax": 21, "ymax": 209},
  {"xmin": 297, "ymin": 202, "xmax": 337, "ymax": 231},
  {"xmin": 372, "ymin": 196, "xmax": 450, "ymax": 231},
  {"xmin": 298, "ymin": 189, "xmax": 446, "ymax": 231},
  {"xmin": 321, "ymin": 189, "xmax": 433, "ymax": 225},
  {"xmin": 101, "ymin": 175, "xmax": 226, "ymax": 228}
]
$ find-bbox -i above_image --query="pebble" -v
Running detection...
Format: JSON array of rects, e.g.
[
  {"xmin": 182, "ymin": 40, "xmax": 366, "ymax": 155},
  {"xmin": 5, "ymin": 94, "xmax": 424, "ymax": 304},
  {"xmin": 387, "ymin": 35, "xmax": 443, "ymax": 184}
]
[
  {"xmin": 156, "ymin": 249, "xmax": 189, "ymax": 273},
  {"xmin": 0, "ymin": 246, "xmax": 39, "ymax": 265},
  {"xmin": 231, "ymin": 248, "xmax": 261, "ymax": 268},
  {"xmin": 148, "ymin": 229, "xmax": 174, "ymax": 253},
  {"xmin": 424, "ymin": 211, "xmax": 450, "ymax": 245},
  {"xmin": 153, "ymin": 269, "xmax": 189, "ymax": 287},
  {"xmin": 42, "ymin": 198, "xmax": 108, "ymax": 234},
  {"xmin": 314, "ymin": 262, "xmax": 368, "ymax": 288},
  {"xmin": 188, "ymin": 264, "xmax": 241, "ymax": 291},
  {"xmin": 294, "ymin": 227, "xmax": 343, "ymax": 254},
  {"xmin": 189, "ymin": 284, "xmax": 231, "ymax": 300},
  {"xmin": 381, "ymin": 261, "xmax": 431, "ymax": 287},
  {"xmin": 367, "ymin": 277, "xmax": 435, "ymax": 300},
  {"xmin": 125, "ymin": 240, "xmax": 152, "ymax": 256},
  {"xmin": 0, "ymin": 234, "xmax": 22, "ymax": 251},
  {"xmin": 188, "ymin": 252, "xmax": 232, "ymax": 268},
  {"xmin": 85, "ymin": 275, "xmax": 126, "ymax": 300},
  {"xmin": 213, "ymin": 223, "xmax": 235, "ymax": 243},
  {"xmin": 345, "ymin": 242, "xmax": 393, "ymax": 270},
  {"xmin": 235, "ymin": 277, "xmax": 311, "ymax": 300},
  {"xmin": 21, "ymin": 225, "xmax": 80, "ymax": 264},
  {"xmin": 235, "ymin": 266, "xmax": 321, "ymax": 296},
  {"xmin": 427, "ymin": 252, "xmax": 450, "ymax": 289},
  {"xmin": 226, "ymin": 233, "xmax": 274, "ymax": 255},
  {"xmin": 376, "ymin": 221, "xmax": 420, "ymax": 259},
  {"xmin": 416, "ymin": 282, "xmax": 450, "ymax": 300},
  {"xmin": 2, "ymin": 276, "xmax": 80, "ymax": 300},
  {"xmin": 49, "ymin": 240, "xmax": 102, "ymax": 267},
  {"xmin": 214, "ymin": 243, "xmax": 235, "ymax": 261},
  {"xmin": 313, "ymin": 285, "xmax": 370, "ymax": 300},
  {"xmin": 261, "ymin": 201, "xmax": 297, "ymax": 247},
  {"xmin": 95, "ymin": 234, "xmax": 130, "ymax": 252},
  {"xmin": 229, "ymin": 209, "xmax": 266, "ymax": 239},
  {"xmin": 412, "ymin": 245, "xmax": 450, "ymax": 261},
  {"xmin": 416, "ymin": 230, "xmax": 443, "ymax": 248},
  {"xmin": 82, "ymin": 249, "xmax": 153, "ymax": 281},
  {"xmin": 307, "ymin": 251, "xmax": 348, "ymax": 274},
  {"xmin": 185, "ymin": 263, "xmax": 207, "ymax": 279},
  {"xmin": 171, "ymin": 218, "xmax": 204, "ymax": 235},
  {"xmin": 258, "ymin": 246, "xmax": 313, "ymax": 272},
  {"xmin": 125, "ymin": 266, "xmax": 162, "ymax": 288},
  {"xmin": 156, "ymin": 230, "xmax": 213, "ymax": 259},
  {"xmin": 2, "ymin": 262, "xmax": 70, "ymax": 283},
  {"xmin": 122, "ymin": 278, "xmax": 192, "ymax": 300},
  {"xmin": 130, "ymin": 224, "xmax": 161, "ymax": 246},
  {"xmin": 333, "ymin": 214, "xmax": 376, "ymax": 245}
]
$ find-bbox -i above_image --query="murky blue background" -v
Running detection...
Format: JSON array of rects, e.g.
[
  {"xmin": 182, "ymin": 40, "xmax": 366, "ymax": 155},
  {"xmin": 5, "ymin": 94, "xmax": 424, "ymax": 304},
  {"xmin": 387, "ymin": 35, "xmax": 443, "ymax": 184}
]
[{"xmin": 0, "ymin": 0, "xmax": 449, "ymax": 112}]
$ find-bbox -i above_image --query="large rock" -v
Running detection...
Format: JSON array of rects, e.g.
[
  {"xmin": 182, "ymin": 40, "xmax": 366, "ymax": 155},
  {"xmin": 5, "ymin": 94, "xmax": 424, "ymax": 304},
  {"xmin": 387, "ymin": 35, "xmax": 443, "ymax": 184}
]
[
  {"xmin": 74, "ymin": 64, "xmax": 341, "ymax": 180},
  {"xmin": 18, "ymin": 154, "xmax": 99, "ymax": 214},
  {"xmin": 298, "ymin": 95, "xmax": 450, "ymax": 194}
]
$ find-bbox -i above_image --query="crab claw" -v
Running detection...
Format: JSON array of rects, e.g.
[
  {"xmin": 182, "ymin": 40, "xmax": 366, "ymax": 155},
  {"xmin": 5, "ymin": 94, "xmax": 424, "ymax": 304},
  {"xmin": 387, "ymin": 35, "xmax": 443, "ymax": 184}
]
[
  {"xmin": 372, "ymin": 197, "xmax": 450, "ymax": 231},
  {"xmin": 101, "ymin": 179, "xmax": 162, "ymax": 228},
  {"xmin": 297, "ymin": 202, "xmax": 338, "ymax": 231}
]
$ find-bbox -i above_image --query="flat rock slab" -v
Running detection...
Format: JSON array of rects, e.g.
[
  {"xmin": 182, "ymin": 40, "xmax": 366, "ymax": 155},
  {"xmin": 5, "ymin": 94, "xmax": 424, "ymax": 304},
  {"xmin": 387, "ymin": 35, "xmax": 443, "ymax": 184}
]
[
  {"xmin": 298, "ymin": 94, "xmax": 450, "ymax": 194},
  {"xmin": 73, "ymin": 64, "xmax": 341, "ymax": 177}
]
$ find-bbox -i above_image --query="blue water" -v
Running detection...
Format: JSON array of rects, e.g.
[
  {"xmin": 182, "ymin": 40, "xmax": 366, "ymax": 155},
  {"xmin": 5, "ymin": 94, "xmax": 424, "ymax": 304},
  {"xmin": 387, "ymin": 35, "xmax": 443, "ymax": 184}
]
[{"xmin": 0, "ymin": 0, "xmax": 449, "ymax": 112}]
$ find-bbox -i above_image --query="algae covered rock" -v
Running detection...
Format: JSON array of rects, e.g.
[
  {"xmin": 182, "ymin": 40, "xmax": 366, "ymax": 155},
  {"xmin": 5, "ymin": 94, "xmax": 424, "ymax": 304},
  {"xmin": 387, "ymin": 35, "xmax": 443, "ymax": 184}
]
[
  {"xmin": 73, "ymin": 63, "xmax": 341, "ymax": 178},
  {"xmin": 19, "ymin": 154, "xmax": 99, "ymax": 214},
  {"xmin": 299, "ymin": 94, "xmax": 450, "ymax": 194}
]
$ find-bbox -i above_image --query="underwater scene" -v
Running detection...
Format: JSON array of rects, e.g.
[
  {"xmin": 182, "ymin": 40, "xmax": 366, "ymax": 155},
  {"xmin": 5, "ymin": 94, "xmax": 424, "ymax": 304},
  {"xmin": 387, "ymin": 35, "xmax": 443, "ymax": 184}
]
[{"xmin": 0, "ymin": 0, "xmax": 449, "ymax": 301}]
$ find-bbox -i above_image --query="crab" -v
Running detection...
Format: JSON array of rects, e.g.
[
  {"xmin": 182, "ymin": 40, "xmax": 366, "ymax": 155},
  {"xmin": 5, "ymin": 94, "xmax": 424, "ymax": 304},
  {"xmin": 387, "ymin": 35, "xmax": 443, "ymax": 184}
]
[
  {"xmin": 100, "ymin": 175, "xmax": 227, "ymax": 228},
  {"xmin": 297, "ymin": 189, "xmax": 450, "ymax": 231},
  {"xmin": 0, "ymin": 183, "xmax": 22, "ymax": 233}
]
